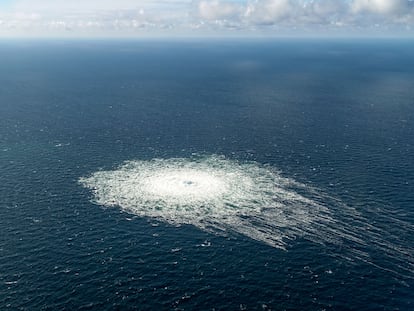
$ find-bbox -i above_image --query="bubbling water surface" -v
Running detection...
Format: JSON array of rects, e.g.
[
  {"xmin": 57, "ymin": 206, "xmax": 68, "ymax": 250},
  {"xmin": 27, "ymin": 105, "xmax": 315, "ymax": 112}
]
[
  {"xmin": 80, "ymin": 155, "xmax": 332, "ymax": 248},
  {"xmin": 80, "ymin": 155, "xmax": 414, "ymax": 277}
]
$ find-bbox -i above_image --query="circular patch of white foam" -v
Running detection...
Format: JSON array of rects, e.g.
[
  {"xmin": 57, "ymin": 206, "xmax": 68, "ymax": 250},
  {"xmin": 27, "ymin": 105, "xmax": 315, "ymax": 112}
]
[
  {"xmin": 80, "ymin": 155, "xmax": 414, "ymax": 277},
  {"xmin": 79, "ymin": 155, "xmax": 335, "ymax": 248},
  {"xmin": 140, "ymin": 169, "xmax": 228, "ymax": 201}
]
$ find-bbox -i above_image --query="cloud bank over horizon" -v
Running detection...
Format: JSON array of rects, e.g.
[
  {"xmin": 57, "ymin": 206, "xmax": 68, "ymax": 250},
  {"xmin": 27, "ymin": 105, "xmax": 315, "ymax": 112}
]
[{"xmin": 1, "ymin": 0, "xmax": 414, "ymax": 37}]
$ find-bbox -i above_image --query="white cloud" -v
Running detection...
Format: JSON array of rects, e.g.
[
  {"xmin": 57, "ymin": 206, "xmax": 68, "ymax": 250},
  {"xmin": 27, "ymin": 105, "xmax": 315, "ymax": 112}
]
[
  {"xmin": 197, "ymin": 0, "xmax": 241, "ymax": 20},
  {"xmin": 195, "ymin": 0, "xmax": 414, "ymax": 30},
  {"xmin": 245, "ymin": 0, "xmax": 296, "ymax": 25},
  {"xmin": 351, "ymin": 0, "xmax": 410, "ymax": 15},
  {"xmin": 306, "ymin": 0, "xmax": 347, "ymax": 21},
  {"xmin": 11, "ymin": 0, "xmax": 183, "ymax": 11},
  {"xmin": 1, "ymin": 0, "xmax": 414, "ymax": 36}
]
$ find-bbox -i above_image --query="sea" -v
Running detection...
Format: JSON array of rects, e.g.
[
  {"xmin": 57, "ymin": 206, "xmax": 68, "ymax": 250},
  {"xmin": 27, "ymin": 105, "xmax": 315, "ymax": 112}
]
[{"xmin": 0, "ymin": 39, "xmax": 413, "ymax": 310}]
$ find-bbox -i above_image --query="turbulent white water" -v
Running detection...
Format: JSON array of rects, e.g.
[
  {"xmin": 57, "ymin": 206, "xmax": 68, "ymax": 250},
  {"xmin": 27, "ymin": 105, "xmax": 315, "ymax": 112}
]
[
  {"xmin": 80, "ymin": 155, "xmax": 343, "ymax": 248},
  {"xmin": 79, "ymin": 155, "xmax": 414, "ymax": 276}
]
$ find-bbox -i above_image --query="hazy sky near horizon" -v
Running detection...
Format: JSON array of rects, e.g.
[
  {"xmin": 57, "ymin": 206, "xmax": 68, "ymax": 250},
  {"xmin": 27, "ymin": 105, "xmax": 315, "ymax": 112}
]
[{"xmin": 1, "ymin": 0, "xmax": 414, "ymax": 37}]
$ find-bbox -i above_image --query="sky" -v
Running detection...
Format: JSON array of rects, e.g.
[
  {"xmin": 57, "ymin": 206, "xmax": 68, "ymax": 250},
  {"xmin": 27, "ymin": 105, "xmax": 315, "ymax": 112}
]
[{"xmin": 0, "ymin": 0, "xmax": 414, "ymax": 37}]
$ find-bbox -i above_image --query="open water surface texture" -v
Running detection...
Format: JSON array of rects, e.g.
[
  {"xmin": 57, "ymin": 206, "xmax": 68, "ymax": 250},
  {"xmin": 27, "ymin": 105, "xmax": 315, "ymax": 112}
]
[{"xmin": 1, "ymin": 40, "xmax": 413, "ymax": 310}]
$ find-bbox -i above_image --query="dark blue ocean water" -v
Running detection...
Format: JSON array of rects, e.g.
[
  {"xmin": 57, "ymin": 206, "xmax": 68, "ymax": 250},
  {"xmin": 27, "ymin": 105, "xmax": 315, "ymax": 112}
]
[{"xmin": 0, "ymin": 39, "xmax": 413, "ymax": 310}]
